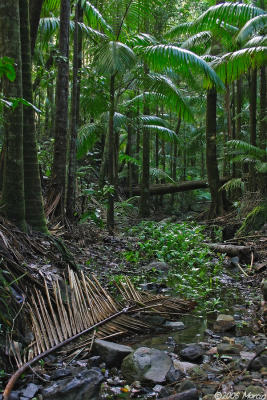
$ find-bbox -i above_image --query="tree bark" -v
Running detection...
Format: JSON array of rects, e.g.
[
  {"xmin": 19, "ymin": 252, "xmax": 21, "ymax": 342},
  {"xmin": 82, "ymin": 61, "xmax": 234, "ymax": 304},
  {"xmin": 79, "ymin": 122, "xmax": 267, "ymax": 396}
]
[
  {"xmin": 66, "ymin": 1, "xmax": 82, "ymax": 219},
  {"xmin": 0, "ymin": 0, "xmax": 26, "ymax": 231},
  {"xmin": 19, "ymin": 0, "xmax": 48, "ymax": 233},
  {"xmin": 206, "ymin": 88, "xmax": 223, "ymax": 217},
  {"xmin": 259, "ymin": 66, "xmax": 267, "ymax": 195},
  {"xmin": 29, "ymin": 0, "xmax": 44, "ymax": 54},
  {"xmin": 51, "ymin": 0, "xmax": 70, "ymax": 217},
  {"xmin": 122, "ymin": 177, "xmax": 229, "ymax": 196},
  {"xmin": 107, "ymin": 74, "xmax": 116, "ymax": 234}
]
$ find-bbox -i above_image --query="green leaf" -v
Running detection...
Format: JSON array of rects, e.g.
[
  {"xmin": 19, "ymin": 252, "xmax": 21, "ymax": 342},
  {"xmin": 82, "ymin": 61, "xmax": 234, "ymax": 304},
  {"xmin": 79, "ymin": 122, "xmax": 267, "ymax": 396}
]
[
  {"xmin": 237, "ymin": 14, "xmax": 267, "ymax": 44},
  {"xmin": 0, "ymin": 57, "xmax": 16, "ymax": 81},
  {"xmin": 95, "ymin": 41, "xmax": 136, "ymax": 75}
]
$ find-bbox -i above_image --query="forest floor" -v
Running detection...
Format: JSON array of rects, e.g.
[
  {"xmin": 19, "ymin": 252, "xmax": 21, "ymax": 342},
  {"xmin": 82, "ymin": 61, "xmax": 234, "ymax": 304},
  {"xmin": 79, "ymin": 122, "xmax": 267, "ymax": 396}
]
[{"xmin": 0, "ymin": 212, "xmax": 266, "ymax": 399}]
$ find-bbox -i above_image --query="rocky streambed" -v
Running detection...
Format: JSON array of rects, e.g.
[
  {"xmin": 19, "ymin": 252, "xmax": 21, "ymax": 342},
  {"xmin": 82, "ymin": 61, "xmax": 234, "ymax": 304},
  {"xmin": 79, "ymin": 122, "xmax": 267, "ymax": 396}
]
[{"xmin": 2, "ymin": 288, "xmax": 266, "ymax": 400}]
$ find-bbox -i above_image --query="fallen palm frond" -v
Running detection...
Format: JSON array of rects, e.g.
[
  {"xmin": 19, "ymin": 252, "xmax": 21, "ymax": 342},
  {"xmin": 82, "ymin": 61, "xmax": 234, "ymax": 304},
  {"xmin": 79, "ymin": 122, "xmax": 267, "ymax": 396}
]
[
  {"xmin": 4, "ymin": 269, "xmax": 194, "ymax": 399},
  {"xmin": 116, "ymin": 276, "xmax": 196, "ymax": 314}
]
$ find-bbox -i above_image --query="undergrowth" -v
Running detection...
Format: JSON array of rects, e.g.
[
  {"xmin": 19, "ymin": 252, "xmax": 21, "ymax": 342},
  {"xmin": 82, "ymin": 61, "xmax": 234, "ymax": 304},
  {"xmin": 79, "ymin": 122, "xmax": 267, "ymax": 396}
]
[{"xmin": 118, "ymin": 221, "xmax": 224, "ymax": 312}]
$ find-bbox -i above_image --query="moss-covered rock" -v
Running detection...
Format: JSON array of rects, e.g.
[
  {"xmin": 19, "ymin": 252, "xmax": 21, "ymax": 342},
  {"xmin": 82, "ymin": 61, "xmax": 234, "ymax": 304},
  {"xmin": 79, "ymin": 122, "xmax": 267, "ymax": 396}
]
[{"xmin": 237, "ymin": 202, "xmax": 267, "ymax": 237}]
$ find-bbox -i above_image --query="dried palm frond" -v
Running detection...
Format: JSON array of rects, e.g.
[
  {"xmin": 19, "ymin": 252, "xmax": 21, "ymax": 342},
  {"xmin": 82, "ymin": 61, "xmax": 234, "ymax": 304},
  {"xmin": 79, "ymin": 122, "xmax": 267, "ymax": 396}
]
[{"xmin": 3, "ymin": 269, "xmax": 150, "ymax": 400}]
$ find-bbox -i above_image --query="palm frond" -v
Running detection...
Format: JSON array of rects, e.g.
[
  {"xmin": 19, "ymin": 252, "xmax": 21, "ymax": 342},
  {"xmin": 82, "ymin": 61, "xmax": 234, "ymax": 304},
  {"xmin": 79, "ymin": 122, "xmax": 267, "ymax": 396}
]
[
  {"xmin": 77, "ymin": 22, "xmax": 107, "ymax": 40},
  {"xmin": 101, "ymin": 112, "xmax": 128, "ymax": 129},
  {"xmin": 80, "ymin": 0, "xmax": 113, "ymax": 34},
  {"xmin": 150, "ymin": 167, "xmax": 175, "ymax": 183},
  {"xmin": 181, "ymin": 31, "xmax": 212, "ymax": 51},
  {"xmin": 129, "ymin": 33, "xmax": 157, "ymax": 47},
  {"xmin": 245, "ymin": 35, "xmax": 267, "ymax": 48},
  {"xmin": 227, "ymin": 140, "xmax": 266, "ymax": 160},
  {"xmin": 77, "ymin": 122, "xmax": 100, "ymax": 160},
  {"xmin": 195, "ymin": 2, "xmax": 265, "ymax": 31},
  {"xmin": 214, "ymin": 47, "xmax": 267, "ymax": 83},
  {"xmin": 42, "ymin": 0, "xmax": 60, "ymax": 15},
  {"xmin": 143, "ymin": 125, "xmax": 178, "ymax": 143},
  {"xmin": 165, "ymin": 22, "xmax": 193, "ymax": 39},
  {"xmin": 220, "ymin": 178, "xmax": 244, "ymax": 193},
  {"xmin": 136, "ymin": 114, "xmax": 169, "ymax": 127},
  {"xmin": 136, "ymin": 45, "xmax": 224, "ymax": 90},
  {"xmin": 95, "ymin": 41, "xmax": 136, "ymax": 75},
  {"xmin": 237, "ymin": 14, "xmax": 267, "ymax": 44}
]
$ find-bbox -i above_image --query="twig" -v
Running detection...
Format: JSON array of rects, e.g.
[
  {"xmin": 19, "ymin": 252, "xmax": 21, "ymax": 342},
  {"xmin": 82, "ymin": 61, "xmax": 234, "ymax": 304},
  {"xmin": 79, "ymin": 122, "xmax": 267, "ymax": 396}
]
[
  {"xmin": 237, "ymin": 262, "xmax": 249, "ymax": 277},
  {"xmin": 250, "ymin": 251, "xmax": 254, "ymax": 270}
]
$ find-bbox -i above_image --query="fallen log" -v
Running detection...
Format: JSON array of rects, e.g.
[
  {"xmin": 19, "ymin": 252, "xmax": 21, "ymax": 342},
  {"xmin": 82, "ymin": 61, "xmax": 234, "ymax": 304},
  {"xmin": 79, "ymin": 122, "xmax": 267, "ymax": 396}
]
[
  {"xmin": 121, "ymin": 177, "xmax": 229, "ymax": 196},
  {"xmin": 205, "ymin": 243, "xmax": 255, "ymax": 262}
]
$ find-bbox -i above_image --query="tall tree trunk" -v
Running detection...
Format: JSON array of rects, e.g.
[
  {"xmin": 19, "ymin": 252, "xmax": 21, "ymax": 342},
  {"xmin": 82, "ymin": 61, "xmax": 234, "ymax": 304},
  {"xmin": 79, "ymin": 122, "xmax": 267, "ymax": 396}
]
[
  {"xmin": 107, "ymin": 74, "xmax": 115, "ymax": 234},
  {"xmin": 0, "ymin": 0, "xmax": 26, "ymax": 231},
  {"xmin": 51, "ymin": 0, "xmax": 70, "ymax": 217},
  {"xmin": 19, "ymin": 0, "xmax": 47, "ymax": 233},
  {"xmin": 248, "ymin": 68, "xmax": 257, "ymax": 190},
  {"xmin": 232, "ymin": 82, "xmax": 236, "ymax": 177},
  {"xmin": 171, "ymin": 117, "xmax": 181, "ymax": 205},
  {"xmin": 206, "ymin": 88, "xmax": 223, "ymax": 217},
  {"xmin": 259, "ymin": 66, "xmax": 267, "ymax": 195},
  {"xmin": 127, "ymin": 117, "xmax": 133, "ymax": 198},
  {"xmin": 66, "ymin": 1, "xmax": 82, "ymax": 219},
  {"xmin": 29, "ymin": 0, "xmax": 44, "ymax": 54}
]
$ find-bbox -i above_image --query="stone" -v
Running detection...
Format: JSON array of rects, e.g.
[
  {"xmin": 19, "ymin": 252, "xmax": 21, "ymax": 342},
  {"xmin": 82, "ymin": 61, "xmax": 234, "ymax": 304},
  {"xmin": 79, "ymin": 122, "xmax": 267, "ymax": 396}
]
[
  {"xmin": 93, "ymin": 339, "xmax": 133, "ymax": 367},
  {"xmin": 8, "ymin": 393, "xmax": 20, "ymax": 400},
  {"xmin": 153, "ymin": 384, "xmax": 170, "ymax": 397},
  {"xmin": 166, "ymin": 365, "xmax": 185, "ymax": 383},
  {"xmin": 121, "ymin": 347, "xmax": 172, "ymax": 384},
  {"xmin": 87, "ymin": 356, "xmax": 101, "ymax": 367},
  {"xmin": 213, "ymin": 314, "xmax": 235, "ymax": 332},
  {"xmin": 172, "ymin": 360, "xmax": 197, "ymax": 374},
  {"xmin": 180, "ymin": 345, "xmax": 203, "ymax": 362},
  {"xmin": 164, "ymin": 321, "xmax": 185, "ymax": 330},
  {"xmin": 249, "ymin": 353, "xmax": 267, "ymax": 371},
  {"xmin": 141, "ymin": 314, "xmax": 166, "ymax": 326},
  {"xmin": 20, "ymin": 383, "xmax": 40, "ymax": 398},
  {"xmin": 178, "ymin": 380, "xmax": 197, "ymax": 392},
  {"xmin": 245, "ymin": 385, "xmax": 265, "ymax": 397},
  {"xmin": 41, "ymin": 367, "xmax": 103, "ymax": 400},
  {"xmin": 217, "ymin": 343, "xmax": 242, "ymax": 355},
  {"xmin": 51, "ymin": 368, "xmax": 73, "ymax": 380},
  {"xmin": 143, "ymin": 261, "xmax": 170, "ymax": 273},
  {"xmin": 160, "ymin": 389, "xmax": 199, "ymax": 400},
  {"xmin": 262, "ymin": 279, "xmax": 267, "ymax": 301}
]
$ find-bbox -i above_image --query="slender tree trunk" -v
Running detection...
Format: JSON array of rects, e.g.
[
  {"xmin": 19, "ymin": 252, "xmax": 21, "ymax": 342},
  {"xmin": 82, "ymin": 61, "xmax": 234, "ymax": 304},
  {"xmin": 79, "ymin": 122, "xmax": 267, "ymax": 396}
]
[
  {"xmin": 232, "ymin": 82, "xmax": 236, "ymax": 177},
  {"xmin": 66, "ymin": 1, "xmax": 82, "ymax": 219},
  {"xmin": 206, "ymin": 88, "xmax": 223, "ymax": 217},
  {"xmin": 51, "ymin": 0, "xmax": 70, "ymax": 217},
  {"xmin": 248, "ymin": 68, "xmax": 257, "ymax": 190},
  {"xmin": 0, "ymin": 0, "xmax": 26, "ymax": 230},
  {"xmin": 259, "ymin": 66, "xmax": 267, "ymax": 195},
  {"xmin": 171, "ymin": 117, "xmax": 181, "ymax": 205},
  {"xmin": 29, "ymin": 0, "xmax": 44, "ymax": 54},
  {"xmin": 223, "ymin": 83, "xmax": 231, "ymax": 176},
  {"xmin": 19, "ymin": 0, "xmax": 48, "ymax": 232},
  {"xmin": 107, "ymin": 74, "xmax": 115, "ymax": 234},
  {"xmin": 127, "ymin": 117, "xmax": 133, "ymax": 198}
]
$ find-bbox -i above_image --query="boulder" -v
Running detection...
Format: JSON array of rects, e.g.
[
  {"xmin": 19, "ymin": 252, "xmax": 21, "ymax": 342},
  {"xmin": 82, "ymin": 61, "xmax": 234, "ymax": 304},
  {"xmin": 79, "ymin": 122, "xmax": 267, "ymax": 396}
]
[
  {"xmin": 41, "ymin": 367, "xmax": 103, "ymax": 400},
  {"xmin": 20, "ymin": 383, "xmax": 40, "ymax": 398},
  {"xmin": 93, "ymin": 339, "xmax": 133, "ymax": 367},
  {"xmin": 143, "ymin": 261, "xmax": 170, "ymax": 273},
  {"xmin": 262, "ymin": 279, "xmax": 267, "ymax": 301},
  {"xmin": 172, "ymin": 359, "xmax": 197, "ymax": 374},
  {"xmin": 121, "ymin": 347, "xmax": 172, "ymax": 384},
  {"xmin": 180, "ymin": 345, "xmax": 203, "ymax": 362},
  {"xmin": 164, "ymin": 321, "xmax": 185, "ymax": 330},
  {"xmin": 178, "ymin": 380, "xmax": 197, "ymax": 392},
  {"xmin": 217, "ymin": 343, "xmax": 242, "ymax": 355},
  {"xmin": 249, "ymin": 352, "xmax": 267, "ymax": 371},
  {"xmin": 245, "ymin": 385, "xmax": 265, "ymax": 397},
  {"xmin": 213, "ymin": 314, "xmax": 235, "ymax": 332},
  {"xmin": 160, "ymin": 389, "xmax": 199, "ymax": 400}
]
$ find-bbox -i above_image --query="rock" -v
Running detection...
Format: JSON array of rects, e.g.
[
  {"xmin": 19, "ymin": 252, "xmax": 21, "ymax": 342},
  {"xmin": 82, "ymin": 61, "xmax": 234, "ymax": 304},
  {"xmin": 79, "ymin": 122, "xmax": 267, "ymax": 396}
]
[
  {"xmin": 262, "ymin": 279, "xmax": 267, "ymax": 301},
  {"xmin": 143, "ymin": 261, "xmax": 170, "ymax": 273},
  {"xmin": 52, "ymin": 368, "xmax": 73, "ymax": 380},
  {"xmin": 249, "ymin": 353, "xmax": 267, "ymax": 371},
  {"xmin": 41, "ymin": 367, "xmax": 103, "ymax": 400},
  {"xmin": 180, "ymin": 345, "xmax": 203, "ymax": 362},
  {"xmin": 121, "ymin": 347, "xmax": 172, "ymax": 384},
  {"xmin": 245, "ymin": 385, "xmax": 265, "ymax": 397},
  {"xmin": 231, "ymin": 256, "xmax": 240, "ymax": 267},
  {"xmin": 141, "ymin": 314, "xmax": 166, "ymax": 326},
  {"xmin": 172, "ymin": 359, "xmax": 197, "ymax": 374},
  {"xmin": 153, "ymin": 384, "xmax": 170, "ymax": 397},
  {"xmin": 213, "ymin": 314, "xmax": 235, "ymax": 332},
  {"xmin": 166, "ymin": 365, "xmax": 185, "ymax": 383},
  {"xmin": 20, "ymin": 383, "xmax": 40, "ymax": 398},
  {"xmin": 217, "ymin": 343, "xmax": 242, "ymax": 355},
  {"xmin": 93, "ymin": 339, "xmax": 133, "ymax": 367},
  {"xmin": 87, "ymin": 356, "xmax": 101, "ymax": 367},
  {"xmin": 178, "ymin": 380, "xmax": 197, "ymax": 392},
  {"xmin": 160, "ymin": 389, "xmax": 199, "ymax": 400},
  {"xmin": 164, "ymin": 321, "xmax": 185, "ymax": 330},
  {"xmin": 8, "ymin": 393, "xmax": 20, "ymax": 400}
]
